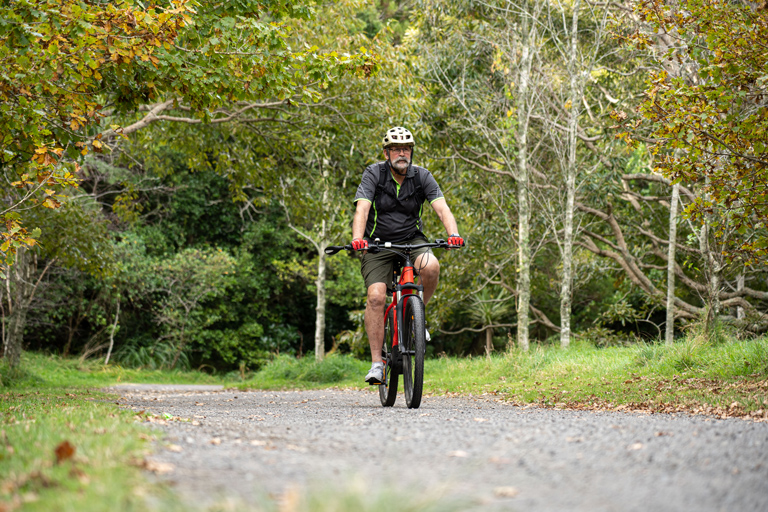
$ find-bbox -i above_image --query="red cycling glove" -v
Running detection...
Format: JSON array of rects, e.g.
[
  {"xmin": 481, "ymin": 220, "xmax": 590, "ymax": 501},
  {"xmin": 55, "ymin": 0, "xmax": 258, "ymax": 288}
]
[
  {"xmin": 351, "ymin": 238, "xmax": 368, "ymax": 251},
  {"xmin": 447, "ymin": 234, "xmax": 464, "ymax": 247}
]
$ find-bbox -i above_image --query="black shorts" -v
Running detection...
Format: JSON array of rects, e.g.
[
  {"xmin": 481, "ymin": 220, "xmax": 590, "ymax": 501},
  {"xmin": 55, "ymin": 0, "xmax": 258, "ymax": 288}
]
[{"xmin": 360, "ymin": 236, "xmax": 434, "ymax": 289}]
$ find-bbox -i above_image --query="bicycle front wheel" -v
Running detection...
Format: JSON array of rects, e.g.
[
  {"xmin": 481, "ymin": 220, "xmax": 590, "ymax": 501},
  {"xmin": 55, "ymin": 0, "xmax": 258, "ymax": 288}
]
[
  {"xmin": 402, "ymin": 296, "xmax": 426, "ymax": 409},
  {"xmin": 379, "ymin": 308, "xmax": 398, "ymax": 407}
]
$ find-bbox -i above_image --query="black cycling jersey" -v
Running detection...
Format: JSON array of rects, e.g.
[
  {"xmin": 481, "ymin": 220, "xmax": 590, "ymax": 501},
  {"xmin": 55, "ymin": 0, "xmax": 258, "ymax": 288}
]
[{"xmin": 354, "ymin": 161, "xmax": 444, "ymax": 242}]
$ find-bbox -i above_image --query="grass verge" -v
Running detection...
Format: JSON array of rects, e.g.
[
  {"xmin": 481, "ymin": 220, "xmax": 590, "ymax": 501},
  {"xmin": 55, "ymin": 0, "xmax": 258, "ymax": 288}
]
[
  {"xmin": 243, "ymin": 336, "xmax": 768, "ymax": 420},
  {"xmin": 0, "ymin": 353, "xmax": 233, "ymax": 512}
]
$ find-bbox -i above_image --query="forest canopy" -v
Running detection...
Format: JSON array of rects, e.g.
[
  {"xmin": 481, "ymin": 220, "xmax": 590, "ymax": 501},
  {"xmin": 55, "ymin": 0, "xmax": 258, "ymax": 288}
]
[{"xmin": 1, "ymin": 0, "xmax": 766, "ymax": 371}]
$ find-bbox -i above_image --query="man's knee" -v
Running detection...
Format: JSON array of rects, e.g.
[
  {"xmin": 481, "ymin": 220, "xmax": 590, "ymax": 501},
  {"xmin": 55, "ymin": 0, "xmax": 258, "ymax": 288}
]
[
  {"xmin": 366, "ymin": 285, "xmax": 388, "ymax": 311},
  {"xmin": 418, "ymin": 256, "xmax": 440, "ymax": 279}
]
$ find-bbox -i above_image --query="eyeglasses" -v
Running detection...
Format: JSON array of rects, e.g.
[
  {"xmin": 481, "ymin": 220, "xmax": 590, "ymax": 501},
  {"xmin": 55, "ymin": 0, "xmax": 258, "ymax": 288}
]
[{"xmin": 387, "ymin": 146, "xmax": 412, "ymax": 154}]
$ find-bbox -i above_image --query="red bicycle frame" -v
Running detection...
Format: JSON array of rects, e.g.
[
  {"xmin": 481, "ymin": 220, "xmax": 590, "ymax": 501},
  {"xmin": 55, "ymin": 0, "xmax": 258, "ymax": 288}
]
[{"xmin": 383, "ymin": 260, "xmax": 420, "ymax": 354}]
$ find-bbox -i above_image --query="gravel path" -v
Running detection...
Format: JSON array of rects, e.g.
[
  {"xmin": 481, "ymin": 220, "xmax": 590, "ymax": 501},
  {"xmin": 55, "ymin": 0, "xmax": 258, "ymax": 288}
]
[{"xmin": 111, "ymin": 384, "xmax": 768, "ymax": 511}]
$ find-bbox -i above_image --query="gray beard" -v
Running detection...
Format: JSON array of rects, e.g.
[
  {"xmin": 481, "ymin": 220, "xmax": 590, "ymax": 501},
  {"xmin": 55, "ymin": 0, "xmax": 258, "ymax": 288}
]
[{"xmin": 391, "ymin": 158, "xmax": 409, "ymax": 174}]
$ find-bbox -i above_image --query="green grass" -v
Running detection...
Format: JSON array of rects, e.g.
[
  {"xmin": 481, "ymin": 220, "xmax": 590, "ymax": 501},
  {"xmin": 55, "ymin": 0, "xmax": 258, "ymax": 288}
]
[
  {"xmin": 244, "ymin": 354, "xmax": 370, "ymax": 389},
  {"xmin": 420, "ymin": 336, "xmax": 768, "ymax": 417},
  {"xmin": 0, "ymin": 352, "xmax": 231, "ymax": 389},
  {"xmin": 243, "ymin": 336, "xmax": 768, "ymax": 418},
  {"xmin": 0, "ymin": 353, "xmax": 235, "ymax": 512}
]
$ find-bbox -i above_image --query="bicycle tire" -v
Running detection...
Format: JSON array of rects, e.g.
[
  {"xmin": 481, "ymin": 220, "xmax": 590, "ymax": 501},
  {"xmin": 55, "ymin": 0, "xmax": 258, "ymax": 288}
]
[
  {"xmin": 402, "ymin": 296, "xmax": 426, "ymax": 409},
  {"xmin": 379, "ymin": 308, "xmax": 398, "ymax": 407}
]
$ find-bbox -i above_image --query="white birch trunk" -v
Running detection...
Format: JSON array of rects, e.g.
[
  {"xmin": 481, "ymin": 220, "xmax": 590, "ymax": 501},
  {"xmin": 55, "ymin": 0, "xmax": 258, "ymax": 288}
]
[
  {"xmin": 4, "ymin": 247, "xmax": 30, "ymax": 368},
  {"xmin": 560, "ymin": 0, "xmax": 581, "ymax": 349},
  {"xmin": 665, "ymin": 183, "xmax": 680, "ymax": 345},
  {"xmin": 516, "ymin": 34, "xmax": 533, "ymax": 352},
  {"xmin": 314, "ymin": 236, "xmax": 328, "ymax": 362},
  {"xmin": 105, "ymin": 296, "xmax": 120, "ymax": 365},
  {"xmin": 314, "ymin": 173, "xmax": 331, "ymax": 362},
  {"xmin": 736, "ymin": 274, "xmax": 745, "ymax": 319}
]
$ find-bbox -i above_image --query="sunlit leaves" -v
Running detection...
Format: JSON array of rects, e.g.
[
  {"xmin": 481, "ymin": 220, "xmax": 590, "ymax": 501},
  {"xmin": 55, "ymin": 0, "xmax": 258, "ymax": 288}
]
[
  {"xmin": 633, "ymin": 0, "xmax": 768, "ymax": 261},
  {"xmin": 1, "ymin": 0, "xmax": 379, "ymax": 265}
]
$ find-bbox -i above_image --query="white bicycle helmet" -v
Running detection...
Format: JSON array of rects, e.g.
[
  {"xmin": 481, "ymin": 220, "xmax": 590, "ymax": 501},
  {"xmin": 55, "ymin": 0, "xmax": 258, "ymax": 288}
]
[{"xmin": 382, "ymin": 127, "xmax": 415, "ymax": 148}]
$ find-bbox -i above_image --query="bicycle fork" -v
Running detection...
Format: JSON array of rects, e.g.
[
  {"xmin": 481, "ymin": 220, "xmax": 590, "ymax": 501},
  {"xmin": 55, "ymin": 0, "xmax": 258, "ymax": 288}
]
[{"xmin": 393, "ymin": 255, "xmax": 424, "ymax": 359}]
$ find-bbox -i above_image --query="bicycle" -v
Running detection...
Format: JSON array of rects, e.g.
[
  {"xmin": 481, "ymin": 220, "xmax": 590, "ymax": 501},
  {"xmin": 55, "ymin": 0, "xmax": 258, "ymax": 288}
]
[{"xmin": 325, "ymin": 238, "xmax": 462, "ymax": 409}]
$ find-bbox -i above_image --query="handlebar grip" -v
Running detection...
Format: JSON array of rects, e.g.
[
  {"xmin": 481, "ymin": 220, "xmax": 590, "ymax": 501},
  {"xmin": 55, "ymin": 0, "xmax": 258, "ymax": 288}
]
[{"xmin": 325, "ymin": 245, "xmax": 351, "ymax": 255}]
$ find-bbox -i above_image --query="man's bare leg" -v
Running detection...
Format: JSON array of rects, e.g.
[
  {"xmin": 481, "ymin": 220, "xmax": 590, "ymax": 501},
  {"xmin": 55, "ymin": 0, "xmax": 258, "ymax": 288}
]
[
  {"xmin": 415, "ymin": 252, "xmax": 440, "ymax": 305},
  {"xmin": 365, "ymin": 283, "xmax": 388, "ymax": 362}
]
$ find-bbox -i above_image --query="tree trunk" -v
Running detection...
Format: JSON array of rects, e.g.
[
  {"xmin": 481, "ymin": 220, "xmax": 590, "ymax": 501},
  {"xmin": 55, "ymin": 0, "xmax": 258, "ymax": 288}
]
[
  {"xmin": 4, "ymin": 247, "xmax": 32, "ymax": 368},
  {"xmin": 665, "ymin": 183, "xmax": 680, "ymax": 345},
  {"xmin": 736, "ymin": 273, "xmax": 745, "ymax": 320},
  {"xmin": 515, "ymin": 21, "xmax": 535, "ymax": 352},
  {"xmin": 105, "ymin": 296, "xmax": 120, "ymax": 365},
  {"xmin": 485, "ymin": 326, "xmax": 493, "ymax": 358},
  {"xmin": 314, "ymin": 238, "xmax": 328, "ymax": 362},
  {"xmin": 698, "ymin": 220, "xmax": 721, "ymax": 330},
  {"xmin": 560, "ymin": 0, "xmax": 581, "ymax": 349}
]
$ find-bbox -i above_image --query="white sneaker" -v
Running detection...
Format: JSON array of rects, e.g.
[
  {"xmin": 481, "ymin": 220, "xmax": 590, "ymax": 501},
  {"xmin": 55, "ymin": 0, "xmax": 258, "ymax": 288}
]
[{"xmin": 365, "ymin": 363, "xmax": 384, "ymax": 385}]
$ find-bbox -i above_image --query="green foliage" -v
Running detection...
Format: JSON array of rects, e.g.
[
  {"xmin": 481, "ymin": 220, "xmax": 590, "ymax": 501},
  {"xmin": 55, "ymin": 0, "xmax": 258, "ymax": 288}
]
[
  {"xmin": 630, "ymin": 0, "xmax": 768, "ymax": 261},
  {"xmin": 0, "ymin": 0, "xmax": 378, "ymax": 262}
]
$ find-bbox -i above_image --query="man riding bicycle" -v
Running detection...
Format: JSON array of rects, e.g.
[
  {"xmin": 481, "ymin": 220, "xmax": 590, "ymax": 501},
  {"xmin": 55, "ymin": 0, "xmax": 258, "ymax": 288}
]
[{"xmin": 352, "ymin": 127, "xmax": 464, "ymax": 384}]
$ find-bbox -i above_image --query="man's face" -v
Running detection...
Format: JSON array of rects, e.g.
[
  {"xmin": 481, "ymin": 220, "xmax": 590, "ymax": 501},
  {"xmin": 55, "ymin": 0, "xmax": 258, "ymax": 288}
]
[{"xmin": 386, "ymin": 146, "xmax": 412, "ymax": 173}]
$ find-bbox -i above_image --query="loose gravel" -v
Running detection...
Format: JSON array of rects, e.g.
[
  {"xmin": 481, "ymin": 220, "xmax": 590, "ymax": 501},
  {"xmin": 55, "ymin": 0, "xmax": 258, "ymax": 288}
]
[{"xmin": 111, "ymin": 384, "xmax": 768, "ymax": 511}]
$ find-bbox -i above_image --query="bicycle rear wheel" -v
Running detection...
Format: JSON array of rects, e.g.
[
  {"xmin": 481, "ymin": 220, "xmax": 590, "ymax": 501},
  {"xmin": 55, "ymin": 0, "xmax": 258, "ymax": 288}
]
[
  {"xmin": 402, "ymin": 296, "xmax": 426, "ymax": 409},
  {"xmin": 379, "ymin": 308, "xmax": 398, "ymax": 407}
]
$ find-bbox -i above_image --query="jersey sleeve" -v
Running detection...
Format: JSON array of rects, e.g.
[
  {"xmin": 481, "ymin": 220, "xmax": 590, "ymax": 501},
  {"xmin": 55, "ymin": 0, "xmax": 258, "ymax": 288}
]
[
  {"xmin": 354, "ymin": 165, "xmax": 379, "ymax": 203},
  {"xmin": 421, "ymin": 170, "xmax": 444, "ymax": 204}
]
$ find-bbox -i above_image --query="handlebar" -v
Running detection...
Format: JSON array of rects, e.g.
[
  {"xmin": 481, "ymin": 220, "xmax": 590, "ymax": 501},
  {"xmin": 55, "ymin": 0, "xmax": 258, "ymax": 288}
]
[{"xmin": 325, "ymin": 239, "xmax": 465, "ymax": 256}]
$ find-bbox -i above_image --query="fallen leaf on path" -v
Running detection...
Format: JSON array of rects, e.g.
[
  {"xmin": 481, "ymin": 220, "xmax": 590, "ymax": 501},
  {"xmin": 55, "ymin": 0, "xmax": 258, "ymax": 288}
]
[
  {"xmin": 54, "ymin": 441, "xmax": 75, "ymax": 464},
  {"xmin": 494, "ymin": 486, "xmax": 519, "ymax": 498},
  {"xmin": 166, "ymin": 444, "xmax": 183, "ymax": 452},
  {"xmin": 448, "ymin": 450, "xmax": 469, "ymax": 458},
  {"xmin": 210, "ymin": 438, "xmax": 221, "ymax": 445},
  {"xmin": 474, "ymin": 418, "xmax": 489, "ymax": 422},
  {"xmin": 628, "ymin": 442, "xmax": 644, "ymax": 450},
  {"xmin": 143, "ymin": 460, "xmax": 175, "ymax": 474}
]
